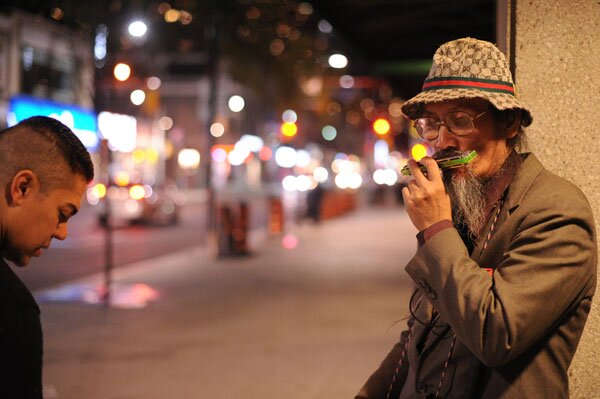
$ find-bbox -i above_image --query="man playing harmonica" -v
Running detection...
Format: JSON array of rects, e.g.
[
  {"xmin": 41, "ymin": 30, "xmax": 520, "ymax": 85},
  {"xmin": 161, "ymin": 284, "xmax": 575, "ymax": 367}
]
[{"xmin": 356, "ymin": 38, "xmax": 596, "ymax": 399}]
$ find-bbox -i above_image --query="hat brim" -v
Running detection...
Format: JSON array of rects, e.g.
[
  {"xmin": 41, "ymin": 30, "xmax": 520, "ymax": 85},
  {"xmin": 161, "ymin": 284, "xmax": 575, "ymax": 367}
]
[{"xmin": 401, "ymin": 88, "xmax": 532, "ymax": 127}]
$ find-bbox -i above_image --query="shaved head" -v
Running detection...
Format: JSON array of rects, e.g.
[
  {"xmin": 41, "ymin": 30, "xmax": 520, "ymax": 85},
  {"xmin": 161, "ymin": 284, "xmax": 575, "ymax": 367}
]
[{"xmin": 0, "ymin": 116, "xmax": 94, "ymax": 191}]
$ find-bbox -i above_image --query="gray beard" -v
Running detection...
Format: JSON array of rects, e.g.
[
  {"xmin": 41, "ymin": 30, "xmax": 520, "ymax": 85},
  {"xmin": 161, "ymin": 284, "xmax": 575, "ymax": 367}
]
[{"xmin": 445, "ymin": 168, "xmax": 487, "ymax": 240}]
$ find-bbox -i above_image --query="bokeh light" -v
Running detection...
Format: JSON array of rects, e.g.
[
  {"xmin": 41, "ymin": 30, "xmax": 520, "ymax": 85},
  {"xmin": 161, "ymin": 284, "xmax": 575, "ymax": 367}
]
[
  {"xmin": 228, "ymin": 95, "xmax": 245, "ymax": 112},
  {"xmin": 282, "ymin": 234, "xmax": 299, "ymax": 250},
  {"xmin": 282, "ymin": 175, "xmax": 298, "ymax": 192},
  {"xmin": 373, "ymin": 118, "xmax": 391, "ymax": 135},
  {"xmin": 132, "ymin": 149, "xmax": 146, "ymax": 164},
  {"xmin": 411, "ymin": 143, "xmax": 428, "ymax": 161},
  {"xmin": 115, "ymin": 171, "xmax": 130, "ymax": 186},
  {"xmin": 339, "ymin": 75, "xmax": 354, "ymax": 89},
  {"xmin": 280, "ymin": 122, "xmax": 297, "ymax": 138},
  {"xmin": 282, "ymin": 109, "xmax": 298, "ymax": 123},
  {"xmin": 158, "ymin": 116, "xmax": 173, "ymax": 130},
  {"xmin": 164, "ymin": 9, "xmax": 180, "ymax": 23},
  {"xmin": 179, "ymin": 10, "xmax": 193, "ymax": 25},
  {"xmin": 373, "ymin": 169, "xmax": 398, "ymax": 186},
  {"xmin": 129, "ymin": 184, "xmax": 146, "ymax": 200},
  {"xmin": 296, "ymin": 175, "xmax": 313, "ymax": 192},
  {"xmin": 318, "ymin": 19, "xmax": 333, "ymax": 33},
  {"xmin": 146, "ymin": 76, "xmax": 161, "ymax": 90},
  {"xmin": 270, "ymin": 39, "xmax": 285, "ymax": 56},
  {"xmin": 210, "ymin": 122, "xmax": 225, "ymax": 137},
  {"xmin": 298, "ymin": 3, "xmax": 314, "ymax": 15},
  {"xmin": 275, "ymin": 146, "xmax": 297, "ymax": 168},
  {"xmin": 51, "ymin": 7, "xmax": 64, "ymax": 21},
  {"xmin": 321, "ymin": 125, "xmax": 337, "ymax": 141},
  {"xmin": 113, "ymin": 63, "xmax": 131, "ymax": 81},
  {"xmin": 92, "ymin": 183, "xmax": 107, "ymax": 199},
  {"xmin": 130, "ymin": 89, "xmax": 146, "ymax": 105},
  {"xmin": 313, "ymin": 167, "xmax": 329, "ymax": 183},
  {"xmin": 295, "ymin": 149, "xmax": 311, "ymax": 168},
  {"xmin": 389, "ymin": 102, "xmax": 404, "ymax": 117},
  {"xmin": 178, "ymin": 148, "xmax": 201, "ymax": 169},
  {"xmin": 258, "ymin": 146, "xmax": 272, "ymax": 161},
  {"xmin": 128, "ymin": 21, "xmax": 147, "ymax": 37},
  {"xmin": 328, "ymin": 54, "xmax": 348, "ymax": 69},
  {"xmin": 211, "ymin": 147, "xmax": 228, "ymax": 163}
]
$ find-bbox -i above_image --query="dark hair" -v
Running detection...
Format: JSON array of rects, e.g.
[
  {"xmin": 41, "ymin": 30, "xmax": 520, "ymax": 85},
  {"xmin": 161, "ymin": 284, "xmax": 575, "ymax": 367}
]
[
  {"xmin": 489, "ymin": 108, "xmax": 528, "ymax": 152},
  {"xmin": 0, "ymin": 116, "xmax": 94, "ymax": 188}
]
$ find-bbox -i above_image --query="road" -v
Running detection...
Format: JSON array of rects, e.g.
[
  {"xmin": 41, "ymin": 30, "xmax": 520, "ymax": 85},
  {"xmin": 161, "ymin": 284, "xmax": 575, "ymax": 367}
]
[{"xmin": 15, "ymin": 201, "xmax": 208, "ymax": 291}]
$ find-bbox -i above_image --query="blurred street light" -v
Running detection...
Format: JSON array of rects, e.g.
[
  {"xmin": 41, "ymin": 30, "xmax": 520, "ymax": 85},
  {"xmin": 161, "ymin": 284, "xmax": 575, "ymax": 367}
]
[
  {"xmin": 178, "ymin": 148, "xmax": 201, "ymax": 169},
  {"xmin": 210, "ymin": 122, "xmax": 225, "ymax": 137},
  {"xmin": 281, "ymin": 109, "xmax": 297, "ymax": 123},
  {"xmin": 146, "ymin": 76, "xmax": 161, "ymax": 90},
  {"xmin": 411, "ymin": 143, "xmax": 428, "ymax": 161},
  {"xmin": 130, "ymin": 89, "xmax": 146, "ymax": 105},
  {"xmin": 128, "ymin": 21, "xmax": 148, "ymax": 37},
  {"xmin": 318, "ymin": 19, "xmax": 333, "ymax": 33},
  {"xmin": 328, "ymin": 53, "xmax": 348, "ymax": 69},
  {"xmin": 113, "ymin": 63, "xmax": 131, "ymax": 81},
  {"xmin": 373, "ymin": 118, "xmax": 391, "ymax": 135},
  {"xmin": 321, "ymin": 125, "xmax": 337, "ymax": 141},
  {"xmin": 339, "ymin": 75, "xmax": 354, "ymax": 88},
  {"xmin": 228, "ymin": 95, "xmax": 245, "ymax": 112},
  {"xmin": 280, "ymin": 122, "xmax": 298, "ymax": 138},
  {"xmin": 158, "ymin": 116, "xmax": 173, "ymax": 130}
]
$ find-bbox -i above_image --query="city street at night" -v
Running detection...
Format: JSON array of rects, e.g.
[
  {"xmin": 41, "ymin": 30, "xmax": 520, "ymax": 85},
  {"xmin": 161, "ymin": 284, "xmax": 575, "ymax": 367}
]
[
  {"xmin": 34, "ymin": 205, "xmax": 417, "ymax": 399},
  {"xmin": 3, "ymin": 1, "xmax": 597, "ymax": 398}
]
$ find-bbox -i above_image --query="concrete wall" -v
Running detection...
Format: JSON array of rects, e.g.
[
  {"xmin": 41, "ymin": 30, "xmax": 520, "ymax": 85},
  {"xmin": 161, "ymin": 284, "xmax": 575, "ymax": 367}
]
[{"xmin": 507, "ymin": 0, "xmax": 600, "ymax": 396}]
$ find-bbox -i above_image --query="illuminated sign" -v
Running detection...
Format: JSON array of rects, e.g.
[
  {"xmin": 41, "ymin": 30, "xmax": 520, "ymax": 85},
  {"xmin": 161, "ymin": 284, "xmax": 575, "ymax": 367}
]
[
  {"xmin": 97, "ymin": 111, "xmax": 137, "ymax": 153},
  {"xmin": 7, "ymin": 95, "xmax": 99, "ymax": 151}
]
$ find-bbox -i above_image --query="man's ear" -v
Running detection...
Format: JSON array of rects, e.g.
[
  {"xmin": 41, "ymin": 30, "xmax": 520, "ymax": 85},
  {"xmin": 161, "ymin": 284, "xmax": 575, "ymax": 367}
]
[
  {"xmin": 9, "ymin": 170, "xmax": 37, "ymax": 205},
  {"xmin": 506, "ymin": 111, "xmax": 522, "ymax": 139}
]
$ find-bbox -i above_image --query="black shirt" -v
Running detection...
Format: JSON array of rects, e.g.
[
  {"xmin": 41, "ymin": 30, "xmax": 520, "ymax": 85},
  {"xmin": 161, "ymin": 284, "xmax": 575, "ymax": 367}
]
[{"xmin": 0, "ymin": 257, "xmax": 43, "ymax": 399}]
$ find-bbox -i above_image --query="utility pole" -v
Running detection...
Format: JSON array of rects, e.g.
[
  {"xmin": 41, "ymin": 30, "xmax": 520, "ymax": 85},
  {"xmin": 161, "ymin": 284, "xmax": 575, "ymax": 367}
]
[{"xmin": 204, "ymin": 2, "xmax": 221, "ymax": 255}]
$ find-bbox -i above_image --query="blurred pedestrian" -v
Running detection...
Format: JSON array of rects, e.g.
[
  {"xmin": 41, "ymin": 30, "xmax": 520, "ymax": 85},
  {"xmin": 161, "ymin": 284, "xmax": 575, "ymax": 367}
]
[
  {"xmin": 0, "ymin": 116, "xmax": 94, "ymax": 398},
  {"xmin": 306, "ymin": 183, "xmax": 325, "ymax": 223},
  {"xmin": 356, "ymin": 38, "xmax": 596, "ymax": 399}
]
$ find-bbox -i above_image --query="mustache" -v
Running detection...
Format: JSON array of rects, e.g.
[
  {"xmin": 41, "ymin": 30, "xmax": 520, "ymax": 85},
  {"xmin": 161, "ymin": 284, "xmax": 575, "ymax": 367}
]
[{"xmin": 433, "ymin": 148, "xmax": 463, "ymax": 160}]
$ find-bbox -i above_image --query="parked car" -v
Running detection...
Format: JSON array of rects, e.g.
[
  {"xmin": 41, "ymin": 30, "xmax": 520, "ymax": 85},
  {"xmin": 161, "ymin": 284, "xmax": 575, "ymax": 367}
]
[{"xmin": 88, "ymin": 183, "xmax": 185, "ymax": 227}]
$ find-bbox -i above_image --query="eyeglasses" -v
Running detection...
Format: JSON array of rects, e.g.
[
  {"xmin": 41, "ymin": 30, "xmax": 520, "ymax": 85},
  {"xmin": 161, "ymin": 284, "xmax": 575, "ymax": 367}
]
[{"xmin": 413, "ymin": 110, "xmax": 490, "ymax": 141}]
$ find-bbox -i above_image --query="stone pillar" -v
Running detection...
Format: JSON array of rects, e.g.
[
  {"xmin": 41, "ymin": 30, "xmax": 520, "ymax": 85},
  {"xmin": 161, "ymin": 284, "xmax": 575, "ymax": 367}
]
[{"xmin": 499, "ymin": 0, "xmax": 600, "ymax": 396}]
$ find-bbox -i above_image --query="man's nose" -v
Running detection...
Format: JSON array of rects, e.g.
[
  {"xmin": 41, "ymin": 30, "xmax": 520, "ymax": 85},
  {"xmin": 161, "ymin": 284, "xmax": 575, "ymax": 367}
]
[
  {"xmin": 54, "ymin": 223, "xmax": 68, "ymax": 241},
  {"xmin": 434, "ymin": 124, "xmax": 458, "ymax": 150}
]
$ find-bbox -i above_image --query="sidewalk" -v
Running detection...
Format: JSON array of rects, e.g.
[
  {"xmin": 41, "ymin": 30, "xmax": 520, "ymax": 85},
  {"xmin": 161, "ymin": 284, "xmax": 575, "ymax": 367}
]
[{"xmin": 36, "ymin": 205, "xmax": 419, "ymax": 399}]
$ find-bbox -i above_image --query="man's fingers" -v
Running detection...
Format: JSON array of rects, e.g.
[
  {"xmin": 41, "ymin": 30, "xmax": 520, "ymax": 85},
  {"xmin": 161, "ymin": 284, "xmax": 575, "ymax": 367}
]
[
  {"xmin": 421, "ymin": 157, "xmax": 443, "ymax": 183},
  {"xmin": 407, "ymin": 159, "xmax": 429, "ymax": 186},
  {"xmin": 401, "ymin": 186, "xmax": 411, "ymax": 204},
  {"xmin": 402, "ymin": 181, "xmax": 422, "ymax": 200}
]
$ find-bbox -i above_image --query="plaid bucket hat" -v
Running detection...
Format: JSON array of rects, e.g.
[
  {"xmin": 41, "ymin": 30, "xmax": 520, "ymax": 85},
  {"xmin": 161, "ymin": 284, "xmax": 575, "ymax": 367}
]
[{"xmin": 401, "ymin": 37, "xmax": 532, "ymax": 126}]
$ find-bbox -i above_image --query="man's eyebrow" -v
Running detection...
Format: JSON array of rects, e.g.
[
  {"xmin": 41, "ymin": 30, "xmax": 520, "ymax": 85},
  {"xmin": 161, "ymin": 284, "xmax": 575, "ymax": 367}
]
[{"xmin": 65, "ymin": 204, "xmax": 78, "ymax": 217}]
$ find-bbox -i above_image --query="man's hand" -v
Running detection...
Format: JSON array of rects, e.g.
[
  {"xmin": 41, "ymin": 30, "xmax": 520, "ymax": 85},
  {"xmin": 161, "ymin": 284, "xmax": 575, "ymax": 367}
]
[{"xmin": 401, "ymin": 157, "xmax": 452, "ymax": 231}]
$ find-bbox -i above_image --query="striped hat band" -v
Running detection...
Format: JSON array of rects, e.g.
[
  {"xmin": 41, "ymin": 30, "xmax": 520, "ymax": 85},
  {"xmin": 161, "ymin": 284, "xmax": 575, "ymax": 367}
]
[{"xmin": 422, "ymin": 77, "xmax": 515, "ymax": 95}]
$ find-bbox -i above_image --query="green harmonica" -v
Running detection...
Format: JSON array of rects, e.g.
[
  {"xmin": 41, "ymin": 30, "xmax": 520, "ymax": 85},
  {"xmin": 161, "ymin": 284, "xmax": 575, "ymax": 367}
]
[{"xmin": 400, "ymin": 150, "xmax": 477, "ymax": 176}]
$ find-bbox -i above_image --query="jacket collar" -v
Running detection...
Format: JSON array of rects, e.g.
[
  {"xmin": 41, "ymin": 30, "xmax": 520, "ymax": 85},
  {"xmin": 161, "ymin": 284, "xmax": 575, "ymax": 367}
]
[{"xmin": 505, "ymin": 153, "xmax": 545, "ymax": 213}]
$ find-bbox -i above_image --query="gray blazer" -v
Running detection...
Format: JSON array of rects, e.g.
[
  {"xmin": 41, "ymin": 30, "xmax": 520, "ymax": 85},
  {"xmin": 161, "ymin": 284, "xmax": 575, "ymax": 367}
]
[{"xmin": 357, "ymin": 153, "xmax": 597, "ymax": 399}]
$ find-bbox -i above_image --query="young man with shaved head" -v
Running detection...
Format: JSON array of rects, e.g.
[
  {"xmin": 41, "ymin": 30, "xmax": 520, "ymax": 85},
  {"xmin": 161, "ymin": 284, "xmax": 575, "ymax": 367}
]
[{"xmin": 0, "ymin": 116, "xmax": 94, "ymax": 398}]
